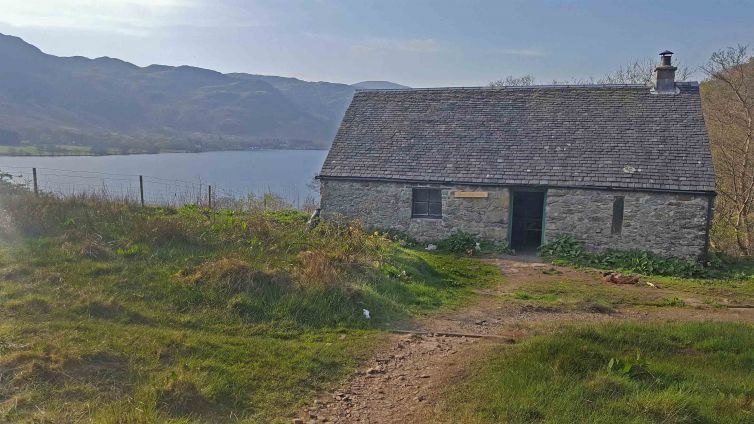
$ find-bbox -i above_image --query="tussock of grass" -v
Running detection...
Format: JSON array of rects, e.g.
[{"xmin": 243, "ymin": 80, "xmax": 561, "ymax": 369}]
[
  {"xmin": 156, "ymin": 379, "xmax": 212, "ymax": 417},
  {"xmin": 0, "ymin": 192, "xmax": 500, "ymax": 421},
  {"xmin": 443, "ymin": 322, "xmax": 754, "ymax": 423},
  {"xmin": 178, "ymin": 258, "xmax": 288, "ymax": 295}
]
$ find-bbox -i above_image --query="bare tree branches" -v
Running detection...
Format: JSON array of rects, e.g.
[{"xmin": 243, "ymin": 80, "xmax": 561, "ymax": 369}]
[
  {"xmin": 601, "ymin": 58, "xmax": 691, "ymax": 85},
  {"xmin": 489, "ymin": 57, "xmax": 691, "ymax": 87},
  {"xmin": 701, "ymin": 45, "xmax": 754, "ymax": 254},
  {"xmin": 488, "ymin": 74, "xmax": 535, "ymax": 88}
]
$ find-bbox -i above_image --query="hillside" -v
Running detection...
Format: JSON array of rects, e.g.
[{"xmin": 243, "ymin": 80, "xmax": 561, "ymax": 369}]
[
  {"xmin": 0, "ymin": 34, "xmax": 370, "ymax": 154},
  {"xmin": 351, "ymin": 80, "xmax": 411, "ymax": 90}
]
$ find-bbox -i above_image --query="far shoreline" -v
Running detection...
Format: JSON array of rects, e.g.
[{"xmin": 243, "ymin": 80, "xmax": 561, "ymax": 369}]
[{"xmin": 0, "ymin": 146, "xmax": 330, "ymax": 159}]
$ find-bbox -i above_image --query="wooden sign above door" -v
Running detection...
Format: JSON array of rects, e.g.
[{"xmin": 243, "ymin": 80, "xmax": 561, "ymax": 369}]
[{"xmin": 454, "ymin": 191, "xmax": 489, "ymax": 198}]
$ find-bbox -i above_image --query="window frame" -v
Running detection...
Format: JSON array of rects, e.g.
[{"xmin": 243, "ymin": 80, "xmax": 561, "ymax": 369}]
[
  {"xmin": 611, "ymin": 196, "xmax": 625, "ymax": 235},
  {"xmin": 412, "ymin": 187, "xmax": 443, "ymax": 219}
]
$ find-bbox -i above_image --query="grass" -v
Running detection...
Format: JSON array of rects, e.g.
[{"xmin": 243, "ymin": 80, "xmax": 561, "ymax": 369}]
[
  {"xmin": 4, "ymin": 189, "xmax": 754, "ymax": 422},
  {"xmin": 648, "ymin": 273, "xmax": 754, "ymax": 306},
  {"xmin": 502, "ymin": 279, "xmax": 699, "ymax": 313},
  {"xmin": 442, "ymin": 322, "xmax": 754, "ymax": 423},
  {"xmin": 513, "ymin": 291, "xmax": 559, "ymax": 302},
  {"xmin": 0, "ymin": 191, "xmax": 500, "ymax": 422}
]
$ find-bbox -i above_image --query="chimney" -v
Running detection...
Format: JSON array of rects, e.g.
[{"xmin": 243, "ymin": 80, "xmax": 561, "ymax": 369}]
[{"xmin": 651, "ymin": 50, "xmax": 679, "ymax": 94}]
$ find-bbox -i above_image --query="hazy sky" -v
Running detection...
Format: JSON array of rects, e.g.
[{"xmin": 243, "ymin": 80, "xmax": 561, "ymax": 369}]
[{"xmin": 0, "ymin": 0, "xmax": 752, "ymax": 87}]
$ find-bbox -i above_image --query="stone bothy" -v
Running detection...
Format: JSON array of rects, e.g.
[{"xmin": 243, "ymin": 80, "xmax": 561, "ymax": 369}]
[{"xmin": 318, "ymin": 53, "xmax": 716, "ymax": 261}]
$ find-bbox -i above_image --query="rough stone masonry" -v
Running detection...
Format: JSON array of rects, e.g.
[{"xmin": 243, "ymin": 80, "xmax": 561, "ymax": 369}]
[
  {"xmin": 320, "ymin": 180, "xmax": 712, "ymax": 261},
  {"xmin": 544, "ymin": 188, "xmax": 710, "ymax": 260}
]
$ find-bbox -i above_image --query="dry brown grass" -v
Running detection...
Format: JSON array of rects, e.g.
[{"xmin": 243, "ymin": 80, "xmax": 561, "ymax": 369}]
[
  {"xmin": 131, "ymin": 216, "xmax": 202, "ymax": 247},
  {"xmin": 0, "ymin": 265, "xmax": 31, "ymax": 282},
  {"xmin": 294, "ymin": 223, "xmax": 388, "ymax": 288},
  {"xmin": 73, "ymin": 299, "xmax": 149, "ymax": 323},
  {"xmin": 177, "ymin": 258, "xmax": 289, "ymax": 295},
  {"xmin": 0, "ymin": 350, "xmax": 129, "ymax": 395},
  {"xmin": 296, "ymin": 250, "xmax": 342, "ymax": 287},
  {"xmin": 1, "ymin": 192, "xmax": 132, "ymax": 236},
  {"xmin": 61, "ymin": 230, "xmax": 115, "ymax": 260},
  {"xmin": 156, "ymin": 379, "xmax": 211, "ymax": 416},
  {"xmin": 6, "ymin": 298, "xmax": 51, "ymax": 315}
]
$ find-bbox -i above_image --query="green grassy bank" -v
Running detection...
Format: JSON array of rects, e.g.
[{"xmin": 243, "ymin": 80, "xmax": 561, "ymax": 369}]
[
  {"xmin": 0, "ymin": 192, "xmax": 500, "ymax": 422},
  {"xmin": 442, "ymin": 322, "xmax": 754, "ymax": 423}
]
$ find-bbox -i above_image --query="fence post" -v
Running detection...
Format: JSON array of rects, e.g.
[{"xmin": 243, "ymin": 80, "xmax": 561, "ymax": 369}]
[
  {"xmin": 32, "ymin": 168, "xmax": 38, "ymax": 196},
  {"xmin": 139, "ymin": 175, "xmax": 145, "ymax": 207},
  {"xmin": 208, "ymin": 185, "xmax": 212, "ymax": 209}
]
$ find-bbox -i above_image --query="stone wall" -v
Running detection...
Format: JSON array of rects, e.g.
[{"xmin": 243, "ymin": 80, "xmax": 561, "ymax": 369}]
[
  {"xmin": 319, "ymin": 179, "xmax": 509, "ymax": 240},
  {"xmin": 320, "ymin": 179, "xmax": 712, "ymax": 260},
  {"xmin": 545, "ymin": 188, "xmax": 711, "ymax": 260}
]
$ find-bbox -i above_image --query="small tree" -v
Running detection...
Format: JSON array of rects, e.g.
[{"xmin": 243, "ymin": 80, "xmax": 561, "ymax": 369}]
[{"xmin": 701, "ymin": 45, "xmax": 754, "ymax": 254}]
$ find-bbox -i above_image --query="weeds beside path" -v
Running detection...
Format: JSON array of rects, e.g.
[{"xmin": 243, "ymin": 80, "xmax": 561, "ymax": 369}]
[{"xmin": 301, "ymin": 258, "xmax": 754, "ymax": 424}]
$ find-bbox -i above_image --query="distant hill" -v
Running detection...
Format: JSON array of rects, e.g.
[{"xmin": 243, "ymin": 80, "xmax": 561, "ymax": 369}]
[
  {"xmin": 352, "ymin": 81, "xmax": 411, "ymax": 90},
  {"xmin": 0, "ymin": 34, "xmax": 403, "ymax": 154}
]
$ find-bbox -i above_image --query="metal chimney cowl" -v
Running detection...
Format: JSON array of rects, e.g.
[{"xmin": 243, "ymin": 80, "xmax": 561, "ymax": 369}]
[{"xmin": 651, "ymin": 50, "xmax": 679, "ymax": 94}]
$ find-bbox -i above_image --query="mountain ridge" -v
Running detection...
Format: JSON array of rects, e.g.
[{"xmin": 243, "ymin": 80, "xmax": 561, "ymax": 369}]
[
  {"xmin": 0, "ymin": 33, "xmax": 406, "ymax": 154},
  {"xmin": 351, "ymin": 81, "xmax": 411, "ymax": 90}
]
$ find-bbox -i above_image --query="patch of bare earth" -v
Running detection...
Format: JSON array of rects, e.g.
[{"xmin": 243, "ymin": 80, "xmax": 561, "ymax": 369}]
[{"xmin": 296, "ymin": 258, "xmax": 754, "ymax": 424}]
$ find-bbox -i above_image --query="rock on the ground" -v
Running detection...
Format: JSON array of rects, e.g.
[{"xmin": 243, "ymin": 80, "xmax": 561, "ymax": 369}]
[{"xmin": 603, "ymin": 271, "xmax": 639, "ymax": 285}]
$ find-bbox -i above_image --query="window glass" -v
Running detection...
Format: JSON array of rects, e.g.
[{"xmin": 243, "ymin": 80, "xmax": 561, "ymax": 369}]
[{"xmin": 412, "ymin": 188, "xmax": 442, "ymax": 218}]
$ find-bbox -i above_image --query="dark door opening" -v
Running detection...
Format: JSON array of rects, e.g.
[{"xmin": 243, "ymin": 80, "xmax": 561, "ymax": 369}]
[{"xmin": 510, "ymin": 190, "xmax": 545, "ymax": 251}]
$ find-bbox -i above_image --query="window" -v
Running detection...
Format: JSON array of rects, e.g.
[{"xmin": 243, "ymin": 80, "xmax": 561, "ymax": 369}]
[
  {"xmin": 412, "ymin": 188, "xmax": 442, "ymax": 218},
  {"xmin": 611, "ymin": 196, "xmax": 625, "ymax": 235}
]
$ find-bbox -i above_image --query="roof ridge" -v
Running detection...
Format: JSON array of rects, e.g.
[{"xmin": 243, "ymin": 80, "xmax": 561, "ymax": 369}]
[{"xmin": 355, "ymin": 81, "xmax": 700, "ymax": 93}]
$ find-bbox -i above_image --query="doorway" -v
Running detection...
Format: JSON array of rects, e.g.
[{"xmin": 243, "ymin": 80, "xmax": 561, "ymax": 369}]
[{"xmin": 509, "ymin": 190, "xmax": 546, "ymax": 251}]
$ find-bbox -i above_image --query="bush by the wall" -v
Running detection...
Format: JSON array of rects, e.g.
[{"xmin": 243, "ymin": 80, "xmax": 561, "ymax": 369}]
[
  {"xmin": 538, "ymin": 235, "xmax": 707, "ymax": 278},
  {"xmin": 438, "ymin": 231, "xmax": 479, "ymax": 254}
]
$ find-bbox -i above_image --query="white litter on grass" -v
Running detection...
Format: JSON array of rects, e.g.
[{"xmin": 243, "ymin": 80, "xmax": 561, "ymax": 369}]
[
  {"xmin": 362, "ymin": 309, "xmax": 371, "ymax": 319},
  {"xmin": 425, "ymin": 244, "xmax": 438, "ymax": 251}
]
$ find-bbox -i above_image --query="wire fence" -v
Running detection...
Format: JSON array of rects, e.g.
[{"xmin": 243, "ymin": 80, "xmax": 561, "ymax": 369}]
[{"xmin": 0, "ymin": 165, "xmax": 319, "ymax": 211}]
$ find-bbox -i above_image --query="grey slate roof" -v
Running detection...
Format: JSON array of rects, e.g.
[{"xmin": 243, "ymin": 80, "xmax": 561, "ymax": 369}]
[{"xmin": 319, "ymin": 83, "xmax": 715, "ymax": 193}]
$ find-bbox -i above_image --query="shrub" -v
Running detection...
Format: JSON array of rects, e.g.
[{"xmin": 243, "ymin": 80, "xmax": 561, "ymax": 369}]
[
  {"xmin": 537, "ymin": 235, "xmax": 585, "ymax": 259},
  {"xmin": 538, "ymin": 235, "xmax": 706, "ymax": 278},
  {"xmin": 439, "ymin": 231, "xmax": 479, "ymax": 255},
  {"xmin": 478, "ymin": 239, "xmax": 513, "ymax": 254},
  {"xmin": 373, "ymin": 228, "xmax": 419, "ymax": 247},
  {"xmin": 263, "ymin": 209, "xmax": 309, "ymax": 224}
]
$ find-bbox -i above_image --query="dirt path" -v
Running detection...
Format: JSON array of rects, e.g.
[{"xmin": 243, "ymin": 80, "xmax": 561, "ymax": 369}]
[{"xmin": 297, "ymin": 258, "xmax": 754, "ymax": 424}]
